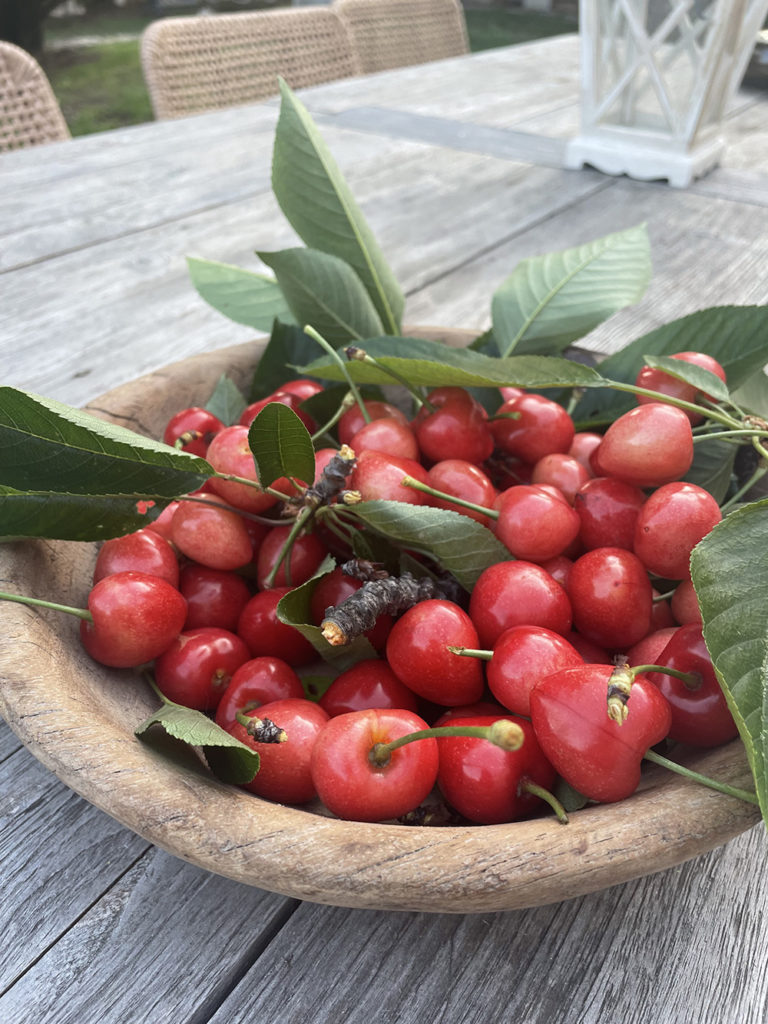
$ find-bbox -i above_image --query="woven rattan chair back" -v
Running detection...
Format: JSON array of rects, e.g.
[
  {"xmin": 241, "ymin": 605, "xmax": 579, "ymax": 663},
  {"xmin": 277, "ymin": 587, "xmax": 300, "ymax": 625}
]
[
  {"xmin": 0, "ymin": 42, "xmax": 70, "ymax": 152},
  {"xmin": 334, "ymin": 0, "xmax": 469, "ymax": 74},
  {"xmin": 140, "ymin": 8, "xmax": 360, "ymax": 120}
]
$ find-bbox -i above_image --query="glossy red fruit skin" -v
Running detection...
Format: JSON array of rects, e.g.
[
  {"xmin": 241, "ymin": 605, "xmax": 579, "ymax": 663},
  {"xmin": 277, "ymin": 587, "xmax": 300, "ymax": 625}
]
[
  {"xmin": 529, "ymin": 665, "xmax": 672, "ymax": 802},
  {"xmin": 633, "ymin": 482, "xmax": 722, "ymax": 580},
  {"xmin": 635, "ymin": 351, "xmax": 727, "ymax": 425},
  {"xmin": 349, "ymin": 449, "xmax": 430, "ymax": 504},
  {"xmin": 385, "ymin": 599, "xmax": 485, "ymax": 706},
  {"xmin": 170, "ymin": 495, "xmax": 253, "ymax": 571},
  {"xmin": 319, "ymin": 658, "xmax": 420, "ymax": 717},
  {"xmin": 338, "ymin": 400, "xmax": 409, "ymax": 447},
  {"xmin": 255, "ymin": 526, "xmax": 328, "ymax": 591},
  {"xmin": 93, "ymin": 528, "xmax": 179, "ymax": 588},
  {"xmin": 80, "ymin": 571, "xmax": 188, "ymax": 668},
  {"xmin": 567, "ymin": 547, "xmax": 653, "ymax": 651},
  {"xmin": 671, "ymin": 578, "xmax": 702, "ymax": 625},
  {"xmin": 489, "ymin": 393, "xmax": 574, "ymax": 464},
  {"xmin": 412, "ymin": 387, "xmax": 494, "ymax": 465},
  {"xmin": 179, "ymin": 564, "xmax": 252, "ymax": 631},
  {"xmin": 237, "ymin": 588, "xmax": 316, "ymax": 667},
  {"xmin": 573, "ymin": 476, "xmax": 646, "ymax": 552},
  {"xmin": 594, "ymin": 404, "xmax": 694, "ymax": 488},
  {"xmin": 163, "ymin": 406, "xmax": 224, "ymax": 454},
  {"xmin": 624, "ymin": 626, "xmax": 679, "ymax": 669},
  {"xmin": 469, "ymin": 561, "xmax": 573, "ymax": 649},
  {"xmin": 426, "ymin": 459, "xmax": 498, "ymax": 526},
  {"xmin": 231, "ymin": 698, "xmax": 329, "ymax": 804},
  {"xmin": 275, "ymin": 378, "xmax": 324, "ymax": 402},
  {"xmin": 495, "ymin": 484, "xmax": 581, "ymax": 562},
  {"xmin": 310, "ymin": 708, "xmax": 439, "ymax": 822},
  {"xmin": 215, "ymin": 656, "xmax": 304, "ymax": 730},
  {"xmin": 531, "ymin": 453, "xmax": 590, "ymax": 505},
  {"xmin": 645, "ymin": 624, "xmax": 738, "ymax": 747},
  {"xmin": 153, "ymin": 627, "xmax": 251, "ymax": 711},
  {"xmin": 349, "ymin": 417, "xmax": 420, "ymax": 461},
  {"xmin": 437, "ymin": 714, "xmax": 556, "ymax": 824},
  {"xmin": 205, "ymin": 424, "xmax": 282, "ymax": 514},
  {"xmin": 486, "ymin": 625, "xmax": 583, "ymax": 716}
]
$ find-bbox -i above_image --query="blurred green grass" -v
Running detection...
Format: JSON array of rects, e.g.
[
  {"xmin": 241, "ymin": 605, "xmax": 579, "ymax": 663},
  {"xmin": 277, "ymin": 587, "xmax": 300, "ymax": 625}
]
[{"xmin": 42, "ymin": 6, "xmax": 578, "ymax": 137}]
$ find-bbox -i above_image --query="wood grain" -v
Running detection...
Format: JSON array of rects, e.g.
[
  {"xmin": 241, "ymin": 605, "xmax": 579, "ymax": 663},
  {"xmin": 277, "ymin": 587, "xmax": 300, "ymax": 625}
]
[{"xmin": 0, "ymin": 337, "xmax": 760, "ymax": 915}]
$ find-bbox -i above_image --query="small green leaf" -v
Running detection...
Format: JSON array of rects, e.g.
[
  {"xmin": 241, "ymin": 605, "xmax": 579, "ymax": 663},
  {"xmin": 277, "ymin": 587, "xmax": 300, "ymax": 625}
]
[
  {"xmin": 731, "ymin": 370, "xmax": 768, "ymax": 419},
  {"xmin": 186, "ymin": 256, "xmax": 296, "ymax": 331},
  {"xmin": 491, "ymin": 224, "xmax": 651, "ymax": 357},
  {"xmin": 0, "ymin": 387, "xmax": 211, "ymax": 497},
  {"xmin": 691, "ymin": 499, "xmax": 768, "ymax": 824},
  {"xmin": 573, "ymin": 307, "xmax": 768, "ymax": 423},
  {"xmin": 297, "ymin": 336, "xmax": 605, "ymax": 391},
  {"xmin": 642, "ymin": 355, "xmax": 730, "ymax": 405},
  {"xmin": 247, "ymin": 402, "xmax": 315, "ymax": 488},
  {"xmin": 272, "ymin": 80, "xmax": 404, "ymax": 334},
  {"xmin": 205, "ymin": 374, "xmax": 248, "ymax": 426},
  {"xmin": 136, "ymin": 702, "xmax": 260, "ymax": 785},
  {"xmin": 346, "ymin": 501, "xmax": 511, "ymax": 591},
  {"xmin": 0, "ymin": 486, "xmax": 168, "ymax": 542},
  {"xmin": 258, "ymin": 248, "xmax": 385, "ymax": 345}
]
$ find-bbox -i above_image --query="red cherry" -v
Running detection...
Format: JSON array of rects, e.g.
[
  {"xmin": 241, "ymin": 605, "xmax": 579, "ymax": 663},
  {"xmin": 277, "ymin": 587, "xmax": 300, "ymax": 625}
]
[
  {"xmin": 310, "ymin": 708, "xmax": 439, "ymax": 821},
  {"xmin": 385, "ymin": 599, "xmax": 485, "ymax": 706},
  {"xmin": 237, "ymin": 588, "xmax": 316, "ymax": 667},
  {"xmin": 469, "ymin": 560, "xmax": 572, "ymax": 648},
  {"xmin": 231, "ymin": 698, "xmax": 329, "ymax": 804},
  {"xmin": 205, "ymin": 424, "xmax": 283, "ymax": 513},
  {"xmin": 530, "ymin": 664, "xmax": 672, "ymax": 802},
  {"xmin": 349, "ymin": 449, "xmax": 430, "ymax": 504},
  {"xmin": 573, "ymin": 476, "xmax": 646, "ymax": 552},
  {"xmin": 645, "ymin": 624, "xmax": 738, "ymax": 747},
  {"xmin": 425, "ymin": 459, "xmax": 498, "ymax": 526},
  {"xmin": 338, "ymin": 400, "xmax": 409, "ymax": 447},
  {"xmin": 80, "ymin": 571, "xmax": 187, "ymax": 668},
  {"xmin": 153, "ymin": 627, "xmax": 251, "ymax": 711},
  {"xmin": 93, "ymin": 527, "xmax": 179, "ymax": 588},
  {"xmin": 671, "ymin": 578, "xmax": 702, "ymax": 625},
  {"xmin": 567, "ymin": 547, "xmax": 652, "ymax": 651},
  {"xmin": 531, "ymin": 453, "xmax": 590, "ymax": 504},
  {"xmin": 255, "ymin": 525, "xmax": 328, "ymax": 590},
  {"xmin": 178, "ymin": 564, "xmax": 252, "ymax": 631},
  {"xmin": 170, "ymin": 495, "xmax": 253, "ymax": 571},
  {"xmin": 349, "ymin": 417, "xmax": 420, "ymax": 461},
  {"xmin": 319, "ymin": 658, "xmax": 420, "ymax": 716},
  {"xmin": 275, "ymin": 378, "xmax": 324, "ymax": 402},
  {"xmin": 633, "ymin": 482, "xmax": 722, "ymax": 580},
  {"xmin": 595, "ymin": 405, "xmax": 694, "ymax": 488},
  {"xmin": 412, "ymin": 387, "xmax": 493, "ymax": 465},
  {"xmin": 214, "ymin": 656, "xmax": 304, "ymax": 731},
  {"xmin": 437, "ymin": 714, "xmax": 556, "ymax": 824},
  {"xmin": 490, "ymin": 393, "xmax": 574, "ymax": 464},
  {"xmin": 495, "ymin": 484, "xmax": 581, "ymax": 562},
  {"xmin": 163, "ymin": 406, "xmax": 224, "ymax": 454},
  {"xmin": 486, "ymin": 625, "xmax": 583, "ymax": 716}
]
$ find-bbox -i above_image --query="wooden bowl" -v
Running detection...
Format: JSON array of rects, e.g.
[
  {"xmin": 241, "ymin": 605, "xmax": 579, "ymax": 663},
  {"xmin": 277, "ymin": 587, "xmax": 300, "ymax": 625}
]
[{"xmin": 0, "ymin": 331, "xmax": 760, "ymax": 914}]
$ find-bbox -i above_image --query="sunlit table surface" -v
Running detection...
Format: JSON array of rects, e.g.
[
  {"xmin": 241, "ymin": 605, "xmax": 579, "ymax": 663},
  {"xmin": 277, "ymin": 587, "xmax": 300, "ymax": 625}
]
[{"xmin": 2, "ymin": 34, "xmax": 768, "ymax": 1024}]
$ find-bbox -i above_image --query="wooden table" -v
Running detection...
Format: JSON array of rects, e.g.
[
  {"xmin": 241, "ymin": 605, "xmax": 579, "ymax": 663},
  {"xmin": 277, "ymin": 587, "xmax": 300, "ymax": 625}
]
[{"xmin": 2, "ymin": 35, "xmax": 768, "ymax": 1023}]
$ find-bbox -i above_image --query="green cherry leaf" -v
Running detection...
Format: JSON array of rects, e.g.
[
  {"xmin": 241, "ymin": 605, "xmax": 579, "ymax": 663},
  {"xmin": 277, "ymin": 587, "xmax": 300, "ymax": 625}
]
[
  {"xmin": 0, "ymin": 387, "xmax": 211, "ymax": 498},
  {"xmin": 186, "ymin": 256, "xmax": 296, "ymax": 331},
  {"xmin": 690, "ymin": 499, "xmax": 768, "ymax": 824},
  {"xmin": 272, "ymin": 80, "xmax": 404, "ymax": 334},
  {"xmin": 247, "ymin": 402, "xmax": 315, "ymax": 488},
  {"xmin": 346, "ymin": 501, "xmax": 510, "ymax": 592},
  {"xmin": 491, "ymin": 224, "xmax": 651, "ymax": 357},
  {"xmin": 257, "ymin": 248, "xmax": 385, "ymax": 345},
  {"xmin": 249, "ymin": 321, "xmax": 325, "ymax": 401},
  {"xmin": 0, "ymin": 486, "xmax": 167, "ymax": 542},
  {"xmin": 135, "ymin": 700, "xmax": 260, "ymax": 785},
  {"xmin": 641, "ymin": 355, "xmax": 730, "ymax": 405},
  {"xmin": 205, "ymin": 374, "xmax": 249, "ymax": 426}
]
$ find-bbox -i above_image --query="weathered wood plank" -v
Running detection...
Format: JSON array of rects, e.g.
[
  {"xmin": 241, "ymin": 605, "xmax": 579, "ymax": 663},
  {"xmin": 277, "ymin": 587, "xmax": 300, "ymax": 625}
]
[
  {"xmin": 0, "ymin": 745, "xmax": 151, "ymax": 992},
  {"xmin": 0, "ymin": 847, "xmax": 298, "ymax": 1024},
  {"xmin": 204, "ymin": 825, "xmax": 768, "ymax": 1024},
  {"xmin": 0, "ymin": 718, "xmax": 21, "ymax": 762}
]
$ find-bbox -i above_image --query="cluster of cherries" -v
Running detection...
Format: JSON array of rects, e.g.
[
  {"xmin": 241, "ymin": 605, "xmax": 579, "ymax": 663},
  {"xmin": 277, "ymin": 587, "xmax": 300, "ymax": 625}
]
[{"xmin": 77, "ymin": 348, "xmax": 741, "ymax": 825}]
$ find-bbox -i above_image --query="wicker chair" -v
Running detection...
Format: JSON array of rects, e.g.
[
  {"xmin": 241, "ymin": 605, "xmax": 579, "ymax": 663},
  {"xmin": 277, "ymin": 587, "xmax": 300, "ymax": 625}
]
[
  {"xmin": 334, "ymin": 0, "xmax": 469, "ymax": 75},
  {"xmin": 0, "ymin": 42, "xmax": 70, "ymax": 152},
  {"xmin": 140, "ymin": 8, "xmax": 360, "ymax": 120}
]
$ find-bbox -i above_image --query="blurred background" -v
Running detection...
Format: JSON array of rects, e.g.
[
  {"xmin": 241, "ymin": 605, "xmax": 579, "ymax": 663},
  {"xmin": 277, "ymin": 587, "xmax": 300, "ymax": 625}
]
[{"xmin": 0, "ymin": 0, "xmax": 581, "ymax": 136}]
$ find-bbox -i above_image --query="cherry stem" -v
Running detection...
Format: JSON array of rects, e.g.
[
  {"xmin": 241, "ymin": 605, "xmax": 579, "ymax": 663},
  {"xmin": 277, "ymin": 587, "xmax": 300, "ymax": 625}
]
[
  {"xmin": 304, "ymin": 325, "xmax": 371, "ymax": 425},
  {"xmin": 400, "ymin": 476, "xmax": 497, "ymax": 519},
  {"xmin": 631, "ymin": 663, "xmax": 701, "ymax": 690},
  {"xmin": 234, "ymin": 710, "xmax": 287, "ymax": 743},
  {"xmin": 520, "ymin": 779, "xmax": 569, "ymax": 824},
  {"xmin": 369, "ymin": 719, "xmax": 525, "ymax": 768},
  {"xmin": 310, "ymin": 391, "xmax": 357, "ymax": 444},
  {"xmin": 643, "ymin": 748, "xmax": 759, "ymax": 806},
  {"xmin": 447, "ymin": 645, "xmax": 492, "ymax": 661},
  {"xmin": 607, "ymin": 381, "xmax": 738, "ymax": 429},
  {"xmin": 0, "ymin": 589, "xmax": 92, "ymax": 622},
  {"xmin": 344, "ymin": 346, "xmax": 430, "ymax": 411},
  {"xmin": 211, "ymin": 471, "xmax": 300, "ymax": 501},
  {"xmin": 263, "ymin": 506, "xmax": 313, "ymax": 589}
]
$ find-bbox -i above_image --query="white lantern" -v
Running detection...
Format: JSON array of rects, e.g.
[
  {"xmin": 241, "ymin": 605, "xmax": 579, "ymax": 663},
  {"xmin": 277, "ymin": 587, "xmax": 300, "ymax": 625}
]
[{"xmin": 565, "ymin": 0, "xmax": 768, "ymax": 186}]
